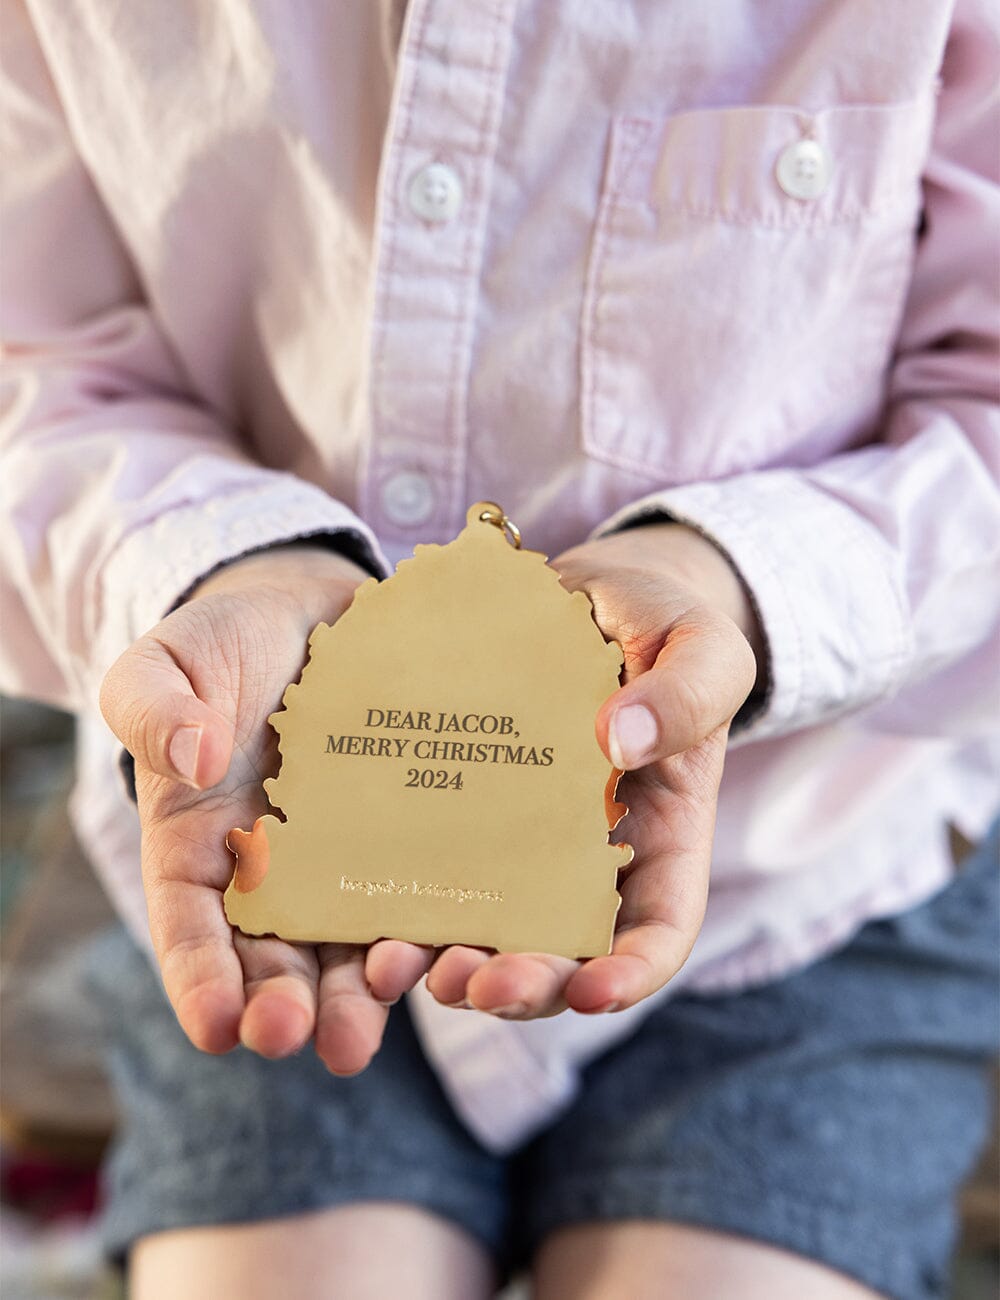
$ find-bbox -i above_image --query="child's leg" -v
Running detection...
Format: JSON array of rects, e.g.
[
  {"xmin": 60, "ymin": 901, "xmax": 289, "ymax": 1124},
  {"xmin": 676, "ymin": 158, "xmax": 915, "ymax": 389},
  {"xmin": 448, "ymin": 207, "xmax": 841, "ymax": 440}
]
[
  {"xmin": 510, "ymin": 822, "xmax": 1000, "ymax": 1300},
  {"xmin": 532, "ymin": 1222, "xmax": 879, "ymax": 1299},
  {"xmin": 85, "ymin": 927, "xmax": 509, "ymax": 1289},
  {"xmin": 130, "ymin": 1203, "xmax": 495, "ymax": 1300}
]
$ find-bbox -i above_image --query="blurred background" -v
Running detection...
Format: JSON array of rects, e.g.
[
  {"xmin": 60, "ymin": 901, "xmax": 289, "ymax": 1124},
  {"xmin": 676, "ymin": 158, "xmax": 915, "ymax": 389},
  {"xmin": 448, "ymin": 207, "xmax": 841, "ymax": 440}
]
[
  {"xmin": 2, "ymin": 698, "xmax": 120, "ymax": 1300},
  {"xmin": 0, "ymin": 695, "xmax": 997, "ymax": 1299}
]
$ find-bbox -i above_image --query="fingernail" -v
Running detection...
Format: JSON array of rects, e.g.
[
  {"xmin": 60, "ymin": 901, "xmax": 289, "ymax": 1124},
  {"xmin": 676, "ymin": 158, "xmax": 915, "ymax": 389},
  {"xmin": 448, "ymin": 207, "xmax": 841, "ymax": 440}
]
[
  {"xmin": 486, "ymin": 1002, "xmax": 529, "ymax": 1019},
  {"xmin": 169, "ymin": 725, "xmax": 203, "ymax": 785},
  {"xmin": 608, "ymin": 704, "xmax": 657, "ymax": 769}
]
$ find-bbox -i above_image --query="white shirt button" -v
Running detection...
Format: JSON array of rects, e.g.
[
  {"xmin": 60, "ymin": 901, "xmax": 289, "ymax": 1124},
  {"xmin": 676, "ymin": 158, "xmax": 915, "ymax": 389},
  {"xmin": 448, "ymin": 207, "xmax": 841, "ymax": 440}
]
[
  {"xmin": 408, "ymin": 162, "xmax": 463, "ymax": 223},
  {"xmin": 775, "ymin": 138, "xmax": 831, "ymax": 201},
  {"xmin": 380, "ymin": 470, "xmax": 435, "ymax": 526}
]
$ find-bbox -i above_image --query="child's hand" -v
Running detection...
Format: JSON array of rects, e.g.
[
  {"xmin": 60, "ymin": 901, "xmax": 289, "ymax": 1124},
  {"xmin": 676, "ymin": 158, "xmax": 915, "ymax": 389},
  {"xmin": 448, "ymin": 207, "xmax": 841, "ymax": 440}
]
[
  {"xmin": 366, "ymin": 523, "xmax": 760, "ymax": 1020},
  {"xmin": 101, "ymin": 523, "xmax": 759, "ymax": 1074},
  {"xmin": 99, "ymin": 544, "xmax": 434, "ymax": 1074}
]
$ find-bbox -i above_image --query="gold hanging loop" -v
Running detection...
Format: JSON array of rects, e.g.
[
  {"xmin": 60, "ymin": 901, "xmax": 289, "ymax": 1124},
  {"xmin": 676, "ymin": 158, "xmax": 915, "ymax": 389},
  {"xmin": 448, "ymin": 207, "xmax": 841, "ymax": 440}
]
[{"xmin": 468, "ymin": 500, "xmax": 522, "ymax": 549}]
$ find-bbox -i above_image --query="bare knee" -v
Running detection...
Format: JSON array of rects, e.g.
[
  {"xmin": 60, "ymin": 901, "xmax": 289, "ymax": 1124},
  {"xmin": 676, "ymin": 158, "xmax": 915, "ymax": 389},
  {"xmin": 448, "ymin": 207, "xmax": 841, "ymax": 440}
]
[
  {"xmin": 532, "ymin": 1220, "xmax": 883, "ymax": 1300},
  {"xmin": 130, "ymin": 1201, "xmax": 496, "ymax": 1300}
]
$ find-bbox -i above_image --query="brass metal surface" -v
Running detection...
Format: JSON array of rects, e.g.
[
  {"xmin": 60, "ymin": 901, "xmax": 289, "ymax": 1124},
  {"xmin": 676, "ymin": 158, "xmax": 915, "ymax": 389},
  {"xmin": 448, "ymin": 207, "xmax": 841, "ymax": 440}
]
[{"xmin": 225, "ymin": 504, "xmax": 631, "ymax": 957}]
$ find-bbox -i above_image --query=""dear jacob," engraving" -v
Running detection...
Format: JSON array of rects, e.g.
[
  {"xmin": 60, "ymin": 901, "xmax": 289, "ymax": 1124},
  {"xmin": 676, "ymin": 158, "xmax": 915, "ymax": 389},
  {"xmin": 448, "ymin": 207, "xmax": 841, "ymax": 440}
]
[{"xmin": 324, "ymin": 704, "xmax": 556, "ymax": 770}]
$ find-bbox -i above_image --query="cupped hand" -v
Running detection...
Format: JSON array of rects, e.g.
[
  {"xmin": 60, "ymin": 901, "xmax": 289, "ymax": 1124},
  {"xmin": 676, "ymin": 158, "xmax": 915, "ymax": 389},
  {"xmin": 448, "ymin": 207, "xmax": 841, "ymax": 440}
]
[
  {"xmin": 100, "ymin": 543, "xmax": 432, "ymax": 1074},
  {"xmin": 102, "ymin": 523, "xmax": 760, "ymax": 1076},
  {"xmin": 365, "ymin": 523, "xmax": 761, "ymax": 1022}
]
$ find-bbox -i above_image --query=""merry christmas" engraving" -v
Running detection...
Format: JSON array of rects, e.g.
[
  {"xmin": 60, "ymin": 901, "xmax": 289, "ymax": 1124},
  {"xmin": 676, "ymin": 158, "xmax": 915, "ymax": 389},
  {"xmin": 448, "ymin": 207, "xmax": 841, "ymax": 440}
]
[{"xmin": 223, "ymin": 502, "xmax": 630, "ymax": 956}]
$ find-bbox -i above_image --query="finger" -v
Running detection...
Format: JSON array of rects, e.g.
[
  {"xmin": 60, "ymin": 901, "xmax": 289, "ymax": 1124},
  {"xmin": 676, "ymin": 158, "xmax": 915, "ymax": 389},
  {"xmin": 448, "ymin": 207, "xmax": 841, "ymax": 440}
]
[
  {"xmin": 565, "ymin": 736, "xmax": 725, "ymax": 1014},
  {"xmin": 315, "ymin": 945, "xmax": 389, "ymax": 1076},
  {"xmin": 365, "ymin": 939, "xmax": 436, "ymax": 1005},
  {"xmin": 425, "ymin": 945, "xmax": 492, "ymax": 1008},
  {"xmin": 599, "ymin": 612, "xmax": 756, "ymax": 769},
  {"xmin": 100, "ymin": 634, "xmax": 234, "ymax": 788},
  {"xmin": 465, "ymin": 951, "xmax": 579, "ymax": 1019},
  {"xmin": 237, "ymin": 933, "xmax": 319, "ymax": 1058},
  {"xmin": 146, "ymin": 873, "xmax": 246, "ymax": 1054},
  {"xmin": 565, "ymin": 915, "xmax": 701, "ymax": 1015},
  {"xmin": 142, "ymin": 801, "xmax": 258, "ymax": 1055}
]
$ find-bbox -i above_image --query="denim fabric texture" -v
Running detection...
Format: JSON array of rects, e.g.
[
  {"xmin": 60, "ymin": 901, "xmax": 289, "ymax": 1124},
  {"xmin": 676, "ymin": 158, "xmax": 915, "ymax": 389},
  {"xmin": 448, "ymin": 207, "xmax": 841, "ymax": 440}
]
[{"xmin": 89, "ymin": 822, "xmax": 999, "ymax": 1300}]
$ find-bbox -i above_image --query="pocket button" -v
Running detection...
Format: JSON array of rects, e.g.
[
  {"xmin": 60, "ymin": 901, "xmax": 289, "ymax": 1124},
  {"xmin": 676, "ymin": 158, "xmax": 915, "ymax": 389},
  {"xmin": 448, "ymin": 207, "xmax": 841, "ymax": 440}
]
[{"xmin": 775, "ymin": 138, "xmax": 832, "ymax": 201}]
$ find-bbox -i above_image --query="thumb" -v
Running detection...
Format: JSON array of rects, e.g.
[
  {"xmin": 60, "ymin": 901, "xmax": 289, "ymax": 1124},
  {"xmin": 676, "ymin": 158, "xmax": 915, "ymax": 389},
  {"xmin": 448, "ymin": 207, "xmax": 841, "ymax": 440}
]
[
  {"xmin": 598, "ymin": 609, "xmax": 757, "ymax": 770},
  {"xmin": 100, "ymin": 634, "xmax": 235, "ymax": 789}
]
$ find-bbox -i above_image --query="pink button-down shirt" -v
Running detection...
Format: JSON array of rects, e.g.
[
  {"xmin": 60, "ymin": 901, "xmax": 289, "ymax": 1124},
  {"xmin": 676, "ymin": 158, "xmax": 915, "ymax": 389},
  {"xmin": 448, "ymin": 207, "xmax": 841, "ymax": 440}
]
[{"xmin": 2, "ymin": 0, "xmax": 998, "ymax": 1151}]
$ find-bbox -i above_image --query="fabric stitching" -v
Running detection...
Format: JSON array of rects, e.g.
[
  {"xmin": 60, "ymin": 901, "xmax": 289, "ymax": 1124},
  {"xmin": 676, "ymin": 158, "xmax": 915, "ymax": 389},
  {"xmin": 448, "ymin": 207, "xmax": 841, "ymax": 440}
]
[
  {"xmin": 441, "ymin": 4, "xmax": 506, "ymax": 529},
  {"xmin": 613, "ymin": 195, "xmax": 917, "ymax": 229},
  {"xmin": 581, "ymin": 120, "xmax": 654, "ymax": 474},
  {"xmin": 364, "ymin": 0, "xmax": 435, "ymax": 522}
]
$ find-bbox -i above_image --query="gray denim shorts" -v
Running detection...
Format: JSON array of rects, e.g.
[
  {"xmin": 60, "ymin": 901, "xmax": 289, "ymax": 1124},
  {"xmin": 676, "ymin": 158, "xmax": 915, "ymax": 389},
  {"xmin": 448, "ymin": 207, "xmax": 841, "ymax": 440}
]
[{"xmin": 89, "ymin": 822, "xmax": 999, "ymax": 1300}]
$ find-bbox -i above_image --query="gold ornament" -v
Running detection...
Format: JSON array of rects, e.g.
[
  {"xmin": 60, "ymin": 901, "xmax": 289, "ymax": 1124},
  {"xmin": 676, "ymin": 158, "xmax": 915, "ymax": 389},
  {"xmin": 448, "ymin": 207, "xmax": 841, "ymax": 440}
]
[{"xmin": 225, "ymin": 503, "xmax": 631, "ymax": 957}]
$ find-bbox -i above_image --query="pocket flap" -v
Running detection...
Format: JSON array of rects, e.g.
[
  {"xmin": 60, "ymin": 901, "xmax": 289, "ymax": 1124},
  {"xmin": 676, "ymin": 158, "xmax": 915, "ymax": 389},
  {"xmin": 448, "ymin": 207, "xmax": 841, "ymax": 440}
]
[{"xmin": 611, "ymin": 88, "xmax": 939, "ymax": 225}]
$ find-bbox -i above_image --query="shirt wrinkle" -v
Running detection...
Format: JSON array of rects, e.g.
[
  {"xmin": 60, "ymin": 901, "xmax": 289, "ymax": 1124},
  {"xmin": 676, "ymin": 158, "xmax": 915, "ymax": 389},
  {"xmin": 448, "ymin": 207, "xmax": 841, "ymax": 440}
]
[{"xmin": 2, "ymin": 0, "xmax": 997, "ymax": 1151}]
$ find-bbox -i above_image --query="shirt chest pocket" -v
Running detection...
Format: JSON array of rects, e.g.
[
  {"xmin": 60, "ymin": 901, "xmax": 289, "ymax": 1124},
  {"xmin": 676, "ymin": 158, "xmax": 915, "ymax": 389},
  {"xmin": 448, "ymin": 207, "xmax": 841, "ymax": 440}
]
[{"xmin": 580, "ymin": 92, "xmax": 938, "ymax": 482}]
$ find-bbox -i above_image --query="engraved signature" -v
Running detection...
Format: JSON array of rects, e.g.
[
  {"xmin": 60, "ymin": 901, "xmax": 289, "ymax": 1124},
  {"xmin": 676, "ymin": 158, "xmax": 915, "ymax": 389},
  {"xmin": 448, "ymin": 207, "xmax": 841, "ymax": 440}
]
[{"xmin": 339, "ymin": 875, "xmax": 503, "ymax": 905}]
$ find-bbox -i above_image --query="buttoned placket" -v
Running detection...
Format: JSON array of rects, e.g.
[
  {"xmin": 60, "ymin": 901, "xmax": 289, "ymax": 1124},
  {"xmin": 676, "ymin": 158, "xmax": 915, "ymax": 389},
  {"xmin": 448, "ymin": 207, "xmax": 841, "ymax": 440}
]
[{"xmin": 360, "ymin": 0, "xmax": 518, "ymax": 545}]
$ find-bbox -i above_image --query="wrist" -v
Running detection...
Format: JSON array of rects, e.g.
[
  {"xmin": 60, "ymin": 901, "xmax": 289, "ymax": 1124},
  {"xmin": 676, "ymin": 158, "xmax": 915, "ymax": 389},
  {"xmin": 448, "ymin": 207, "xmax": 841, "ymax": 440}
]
[
  {"xmin": 620, "ymin": 522, "xmax": 763, "ymax": 658},
  {"xmin": 188, "ymin": 541, "xmax": 370, "ymax": 606}
]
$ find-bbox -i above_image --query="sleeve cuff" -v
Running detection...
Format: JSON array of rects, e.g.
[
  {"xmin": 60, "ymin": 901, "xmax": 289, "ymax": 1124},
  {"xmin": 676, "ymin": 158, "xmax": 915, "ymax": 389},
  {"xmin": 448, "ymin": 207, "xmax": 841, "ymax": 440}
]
[
  {"xmin": 93, "ymin": 474, "xmax": 390, "ymax": 700},
  {"xmin": 590, "ymin": 471, "xmax": 914, "ymax": 744}
]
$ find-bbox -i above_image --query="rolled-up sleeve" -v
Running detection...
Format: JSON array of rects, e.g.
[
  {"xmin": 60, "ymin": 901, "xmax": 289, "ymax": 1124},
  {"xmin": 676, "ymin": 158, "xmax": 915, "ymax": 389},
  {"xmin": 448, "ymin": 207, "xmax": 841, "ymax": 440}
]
[
  {"xmin": 594, "ymin": 0, "xmax": 999, "ymax": 746},
  {"xmin": 0, "ymin": 1, "xmax": 387, "ymax": 713}
]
